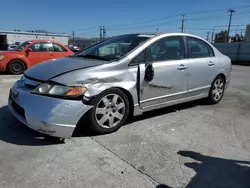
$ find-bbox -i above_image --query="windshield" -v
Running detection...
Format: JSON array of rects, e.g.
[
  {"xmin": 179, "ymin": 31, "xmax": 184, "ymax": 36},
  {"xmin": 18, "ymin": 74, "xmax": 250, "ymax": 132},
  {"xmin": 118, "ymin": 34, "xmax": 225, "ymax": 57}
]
[
  {"xmin": 72, "ymin": 34, "xmax": 155, "ymax": 61},
  {"xmin": 13, "ymin": 41, "xmax": 32, "ymax": 51}
]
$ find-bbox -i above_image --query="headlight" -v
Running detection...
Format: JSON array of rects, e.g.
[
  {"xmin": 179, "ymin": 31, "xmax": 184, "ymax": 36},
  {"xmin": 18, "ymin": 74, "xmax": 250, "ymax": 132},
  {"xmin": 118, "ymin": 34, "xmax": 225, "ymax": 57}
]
[
  {"xmin": 31, "ymin": 83, "xmax": 87, "ymax": 99},
  {"xmin": 0, "ymin": 55, "xmax": 4, "ymax": 61}
]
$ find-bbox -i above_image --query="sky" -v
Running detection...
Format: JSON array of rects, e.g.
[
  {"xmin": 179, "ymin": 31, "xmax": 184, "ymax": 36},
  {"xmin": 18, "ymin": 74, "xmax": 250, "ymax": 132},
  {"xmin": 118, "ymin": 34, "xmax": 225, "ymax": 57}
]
[{"xmin": 1, "ymin": 0, "xmax": 250, "ymax": 39}]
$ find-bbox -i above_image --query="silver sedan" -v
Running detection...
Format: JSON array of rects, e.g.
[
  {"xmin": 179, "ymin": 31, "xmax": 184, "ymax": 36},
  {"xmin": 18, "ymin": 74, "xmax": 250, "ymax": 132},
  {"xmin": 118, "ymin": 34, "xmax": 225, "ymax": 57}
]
[{"xmin": 8, "ymin": 33, "xmax": 232, "ymax": 138}]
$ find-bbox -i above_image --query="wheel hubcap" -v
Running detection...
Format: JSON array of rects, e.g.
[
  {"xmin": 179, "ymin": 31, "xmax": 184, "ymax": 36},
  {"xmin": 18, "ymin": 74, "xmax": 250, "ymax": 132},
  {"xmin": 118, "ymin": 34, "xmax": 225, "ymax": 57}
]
[
  {"xmin": 212, "ymin": 78, "xmax": 224, "ymax": 101},
  {"xmin": 95, "ymin": 94, "xmax": 125, "ymax": 128},
  {"xmin": 13, "ymin": 64, "xmax": 21, "ymax": 72}
]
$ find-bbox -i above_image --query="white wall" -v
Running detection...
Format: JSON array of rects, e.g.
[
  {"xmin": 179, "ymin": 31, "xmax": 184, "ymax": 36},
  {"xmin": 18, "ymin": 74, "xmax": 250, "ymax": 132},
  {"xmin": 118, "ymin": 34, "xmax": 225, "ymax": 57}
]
[
  {"xmin": 0, "ymin": 31, "xmax": 69, "ymax": 45},
  {"xmin": 6, "ymin": 34, "xmax": 69, "ymax": 45}
]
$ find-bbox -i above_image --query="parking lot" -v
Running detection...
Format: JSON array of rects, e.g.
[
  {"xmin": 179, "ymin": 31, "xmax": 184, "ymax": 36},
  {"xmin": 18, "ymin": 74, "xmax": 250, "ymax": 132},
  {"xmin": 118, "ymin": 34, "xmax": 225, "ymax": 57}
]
[{"xmin": 0, "ymin": 65, "xmax": 250, "ymax": 188}]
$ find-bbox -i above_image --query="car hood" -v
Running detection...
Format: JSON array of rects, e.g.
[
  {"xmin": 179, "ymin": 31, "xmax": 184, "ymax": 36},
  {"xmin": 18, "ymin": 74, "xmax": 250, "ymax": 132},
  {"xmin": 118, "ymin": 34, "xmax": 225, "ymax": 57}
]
[
  {"xmin": 24, "ymin": 57, "xmax": 109, "ymax": 81},
  {"xmin": 0, "ymin": 51, "xmax": 21, "ymax": 55}
]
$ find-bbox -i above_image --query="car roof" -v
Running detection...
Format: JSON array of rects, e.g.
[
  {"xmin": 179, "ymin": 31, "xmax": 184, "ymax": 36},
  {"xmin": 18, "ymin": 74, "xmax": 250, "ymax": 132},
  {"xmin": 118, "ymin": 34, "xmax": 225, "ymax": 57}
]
[
  {"xmin": 118, "ymin": 32, "xmax": 207, "ymax": 41},
  {"xmin": 27, "ymin": 39, "xmax": 62, "ymax": 44},
  {"xmin": 157, "ymin": 32, "xmax": 208, "ymax": 40}
]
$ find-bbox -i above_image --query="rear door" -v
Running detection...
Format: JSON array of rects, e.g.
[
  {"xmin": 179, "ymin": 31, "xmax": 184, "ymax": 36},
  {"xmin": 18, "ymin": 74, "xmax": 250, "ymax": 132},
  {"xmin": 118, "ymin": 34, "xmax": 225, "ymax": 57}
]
[
  {"xmin": 52, "ymin": 43, "xmax": 71, "ymax": 59},
  {"xmin": 185, "ymin": 36, "xmax": 218, "ymax": 96},
  {"xmin": 27, "ymin": 42, "xmax": 54, "ymax": 65}
]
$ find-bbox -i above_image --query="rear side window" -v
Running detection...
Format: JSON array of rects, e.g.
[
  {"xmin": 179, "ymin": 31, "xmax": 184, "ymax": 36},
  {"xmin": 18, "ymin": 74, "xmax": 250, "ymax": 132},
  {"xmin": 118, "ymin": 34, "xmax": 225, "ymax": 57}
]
[
  {"xmin": 187, "ymin": 37, "xmax": 214, "ymax": 58},
  {"xmin": 53, "ymin": 43, "xmax": 67, "ymax": 52},
  {"xmin": 30, "ymin": 42, "xmax": 53, "ymax": 52}
]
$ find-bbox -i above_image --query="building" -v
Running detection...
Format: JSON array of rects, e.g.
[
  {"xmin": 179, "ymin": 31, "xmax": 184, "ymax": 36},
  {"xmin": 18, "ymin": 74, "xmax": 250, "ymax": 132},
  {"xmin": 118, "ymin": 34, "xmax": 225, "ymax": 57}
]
[
  {"xmin": 0, "ymin": 30, "xmax": 69, "ymax": 50},
  {"xmin": 244, "ymin": 25, "xmax": 250, "ymax": 42}
]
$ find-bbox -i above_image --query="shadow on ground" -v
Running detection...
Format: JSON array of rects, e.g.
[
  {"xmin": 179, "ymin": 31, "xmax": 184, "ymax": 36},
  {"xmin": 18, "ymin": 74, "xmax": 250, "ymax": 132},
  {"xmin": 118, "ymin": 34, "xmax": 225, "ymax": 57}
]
[
  {"xmin": 0, "ymin": 105, "xmax": 65, "ymax": 146},
  {"xmin": 72, "ymin": 99, "xmax": 211, "ymax": 137},
  {"xmin": 132, "ymin": 98, "xmax": 211, "ymax": 123},
  {"xmin": 0, "ymin": 99, "xmax": 213, "ymax": 144},
  {"xmin": 156, "ymin": 151, "xmax": 250, "ymax": 188}
]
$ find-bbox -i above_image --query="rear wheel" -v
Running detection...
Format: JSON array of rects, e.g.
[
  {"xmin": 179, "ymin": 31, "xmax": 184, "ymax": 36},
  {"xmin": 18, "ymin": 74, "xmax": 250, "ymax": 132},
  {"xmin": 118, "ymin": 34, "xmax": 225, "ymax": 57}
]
[
  {"xmin": 88, "ymin": 88, "xmax": 130, "ymax": 134},
  {"xmin": 208, "ymin": 75, "xmax": 225, "ymax": 104},
  {"xmin": 7, "ymin": 60, "xmax": 26, "ymax": 75}
]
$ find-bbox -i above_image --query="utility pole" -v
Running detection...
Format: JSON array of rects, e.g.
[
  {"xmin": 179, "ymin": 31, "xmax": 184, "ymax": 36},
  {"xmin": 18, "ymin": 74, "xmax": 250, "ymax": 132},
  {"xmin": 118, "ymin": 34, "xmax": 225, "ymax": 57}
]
[
  {"xmin": 240, "ymin": 29, "xmax": 244, "ymax": 37},
  {"xmin": 206, "ymin": 31, "xmax": 210, "ymax": 41},
  {"xmin": 103, "ymin": 26, "xmax": 106, "ymax": 40},
  {"xmin": 72, "ymin": 31, "xmax": 75, "ymax": 45},
  {"xmin": 100, "ymin": 26, "xmax": 103, "ymax": 41},
  {"xmin": 180, "ymin": 14, "xmax": 185, "ymax": 33},
  {"xmin": 226, "ymin": 9, "xmax": 236, "ymax": 43}
]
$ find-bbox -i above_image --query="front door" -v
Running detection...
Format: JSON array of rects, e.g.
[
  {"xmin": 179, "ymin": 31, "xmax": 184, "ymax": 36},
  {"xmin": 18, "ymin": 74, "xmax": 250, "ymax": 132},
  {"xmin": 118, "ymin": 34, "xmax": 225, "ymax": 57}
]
[
  {"xmin": 27, "ymin": 42, "xmax": 54, "ymax": 65},
  {"xmin": 136, "ymin": 36, "xmax": 188, "ymax": 111}
]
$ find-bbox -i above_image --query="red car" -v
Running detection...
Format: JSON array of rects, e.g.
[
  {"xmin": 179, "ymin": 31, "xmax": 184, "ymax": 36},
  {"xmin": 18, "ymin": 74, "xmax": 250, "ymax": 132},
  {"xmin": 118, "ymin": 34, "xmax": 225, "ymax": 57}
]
[{"xmin": 0, "ymin": 40, "xmax": 74, "ymax": 74}]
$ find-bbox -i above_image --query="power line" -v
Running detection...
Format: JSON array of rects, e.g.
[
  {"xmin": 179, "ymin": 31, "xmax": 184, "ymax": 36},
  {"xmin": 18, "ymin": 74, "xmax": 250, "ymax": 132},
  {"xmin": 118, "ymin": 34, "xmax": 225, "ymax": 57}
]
[
  {"xmin": 110, "ymin": 19, "xmax": 180, "ymax": 30},
  {"xmin": 107, "ymin": 15, "xmax": 179, "ymax": 28},
  {"xmin": 62, "ymin": 4, "xmax": 250, "ymax": 35},
  {"xmin": 183, "ymin": 4, "xmax": 250, "ymax": 15}
]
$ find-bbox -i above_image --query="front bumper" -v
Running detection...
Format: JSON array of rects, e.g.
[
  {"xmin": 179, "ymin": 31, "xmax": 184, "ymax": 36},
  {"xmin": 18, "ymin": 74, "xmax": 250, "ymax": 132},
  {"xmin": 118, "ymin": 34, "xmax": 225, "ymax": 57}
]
[
  {"xmin": 8, "ymin": 81, "xmax": 93, "ymax": 138},
  {"xmin": 0, "ymin": 62, "xmax": 6, "ymax": 72}
]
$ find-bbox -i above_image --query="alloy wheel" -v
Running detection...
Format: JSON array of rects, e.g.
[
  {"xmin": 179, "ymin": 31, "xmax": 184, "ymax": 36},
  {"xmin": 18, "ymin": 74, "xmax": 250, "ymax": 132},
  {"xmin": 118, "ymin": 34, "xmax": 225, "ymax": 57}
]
[
  {"xmin": 95, "ymin": 94, "xmax": 126, "ymax": 128},
  {"xmin": 212, "ymin": 78, "xmax": 224, "ymax": 101}
]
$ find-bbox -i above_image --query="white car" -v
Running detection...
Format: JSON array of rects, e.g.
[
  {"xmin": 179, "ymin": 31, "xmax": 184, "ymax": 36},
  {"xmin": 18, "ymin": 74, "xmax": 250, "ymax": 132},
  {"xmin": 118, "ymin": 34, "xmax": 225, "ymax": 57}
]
[
  {"xmin": 8, "ymin": 33, "xmax": 232, "ymax": 138},
  {"xmin": 7, "ymin": 44, "xmax": 18, "ymax": 51}
]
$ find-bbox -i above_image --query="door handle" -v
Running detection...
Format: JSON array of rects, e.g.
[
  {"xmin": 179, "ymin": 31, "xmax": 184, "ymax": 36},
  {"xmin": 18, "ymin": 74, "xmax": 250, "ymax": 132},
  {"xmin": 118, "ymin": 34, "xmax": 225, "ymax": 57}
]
[
  {"xmin": 208, "ymin": 61, "xmax": 215, "ymax": 66},
  {"xmin": 177, "ymin": 64, "xmax": 188, "ymax": 70}
]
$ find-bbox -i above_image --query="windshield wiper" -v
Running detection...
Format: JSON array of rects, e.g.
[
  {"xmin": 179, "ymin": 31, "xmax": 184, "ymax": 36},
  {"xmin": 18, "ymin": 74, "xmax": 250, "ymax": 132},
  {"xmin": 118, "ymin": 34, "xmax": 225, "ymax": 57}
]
[{"xmin": 73, "ymin": 54, "xmax": 110, "ymax": 61}]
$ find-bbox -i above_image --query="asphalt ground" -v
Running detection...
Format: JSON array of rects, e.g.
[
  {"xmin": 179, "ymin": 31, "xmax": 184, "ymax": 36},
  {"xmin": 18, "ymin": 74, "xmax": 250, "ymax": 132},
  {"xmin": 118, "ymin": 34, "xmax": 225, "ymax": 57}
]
[{"xmin": 0, "ymin": 65, "xmax": 250, "ymax": 188}]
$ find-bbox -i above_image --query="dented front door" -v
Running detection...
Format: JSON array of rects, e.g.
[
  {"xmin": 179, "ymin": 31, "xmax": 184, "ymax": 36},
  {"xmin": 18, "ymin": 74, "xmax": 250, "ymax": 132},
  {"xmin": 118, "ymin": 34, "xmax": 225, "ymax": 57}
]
[{"xmin": 138, "ymin": 36, "xmax": 188, "ymax": 111}]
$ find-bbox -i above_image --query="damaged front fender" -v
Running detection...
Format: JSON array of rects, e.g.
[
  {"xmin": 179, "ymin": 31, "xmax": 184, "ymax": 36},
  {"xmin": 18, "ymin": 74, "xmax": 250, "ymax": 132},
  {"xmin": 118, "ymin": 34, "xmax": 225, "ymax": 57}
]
[{"xmin": 51, "ymin": 62, "xmax": 142, "ymax": 115}]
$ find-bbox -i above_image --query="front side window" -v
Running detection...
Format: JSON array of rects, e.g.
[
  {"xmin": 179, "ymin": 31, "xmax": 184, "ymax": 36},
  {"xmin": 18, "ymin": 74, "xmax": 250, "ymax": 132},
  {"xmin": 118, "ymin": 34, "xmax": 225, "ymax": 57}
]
[
  {"xmin": 146, "ymin": 36, "xmax": 185, "ymax": 62},
  {"xmin": 30, "ymin": 42, "xmax": 53, "ymax": 52},
  {"xmin": 131, "ymin": 36, "xmax": 185, "ymax": 65},
  {"xmin": 187, "ymin": 37, "xmax": 214, "ymax": 58},
  {"xmin": 71, "ymin": 34, "xmax": 155, "ymax": 61}
]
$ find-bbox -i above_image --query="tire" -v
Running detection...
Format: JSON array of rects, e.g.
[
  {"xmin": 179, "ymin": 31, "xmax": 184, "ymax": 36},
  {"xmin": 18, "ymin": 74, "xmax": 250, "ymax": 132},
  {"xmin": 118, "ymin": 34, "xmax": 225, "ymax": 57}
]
[
  {"xmin": 208, "ymin": 75, "xmax": 225, "ymax": 104},
  {"xmin": 7, "ymin": 60, "xmax": 26, "ymax": 75},
  {"xmin": 87, "ymin": 88, "xmax": 130, "ymax": 134}
]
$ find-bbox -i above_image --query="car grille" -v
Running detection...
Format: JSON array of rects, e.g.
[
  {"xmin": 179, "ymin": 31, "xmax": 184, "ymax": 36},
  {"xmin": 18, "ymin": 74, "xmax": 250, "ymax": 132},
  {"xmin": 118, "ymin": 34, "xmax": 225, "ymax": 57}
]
[{"xmin": 12, "ymin": 101, "xmax": 25, "ymax": 119}]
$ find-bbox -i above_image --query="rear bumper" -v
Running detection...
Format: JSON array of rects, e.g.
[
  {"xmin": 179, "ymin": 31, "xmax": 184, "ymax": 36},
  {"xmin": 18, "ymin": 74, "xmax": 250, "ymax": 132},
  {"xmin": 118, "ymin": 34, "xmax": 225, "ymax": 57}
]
[{"xmin": 8, "ymin": 81, "xmax": 93, "ymax": 138}]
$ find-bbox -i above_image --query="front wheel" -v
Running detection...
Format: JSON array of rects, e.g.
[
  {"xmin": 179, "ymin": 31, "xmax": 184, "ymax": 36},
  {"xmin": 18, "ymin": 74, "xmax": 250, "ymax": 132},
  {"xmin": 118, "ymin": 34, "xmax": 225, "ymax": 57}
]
[
  {"xmin": 7, "ymin": 60, "xmax": 26, "ymax": 75},
  {"xmin": 208, "ymin": 75, "xmax": 225, "ymax": 104},
  {"xmin": 87, "ymin": 88, "xmax": 130, "ymax": 134}
]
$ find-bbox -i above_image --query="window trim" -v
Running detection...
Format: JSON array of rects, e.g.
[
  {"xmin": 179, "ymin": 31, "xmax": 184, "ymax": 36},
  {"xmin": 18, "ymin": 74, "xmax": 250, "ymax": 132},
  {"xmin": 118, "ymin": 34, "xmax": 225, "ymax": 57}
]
[
  {"xmin": 185, "ymin": 36, "xmax": 215, "ymax": 59},
  {"xmin": 29, "ymin": 42, "xmax": 54, "ymax": 52},
  {"xmin": 129, "ymin": 36, "xmax": 186, "ymax": 66}
]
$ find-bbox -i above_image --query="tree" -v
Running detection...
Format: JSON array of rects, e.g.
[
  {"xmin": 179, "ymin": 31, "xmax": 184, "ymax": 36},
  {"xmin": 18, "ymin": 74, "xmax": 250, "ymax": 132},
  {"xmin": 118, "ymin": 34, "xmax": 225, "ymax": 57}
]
[{"xmin": 215, "ymin": 30, "xmax": 228, "ymax": 43}]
